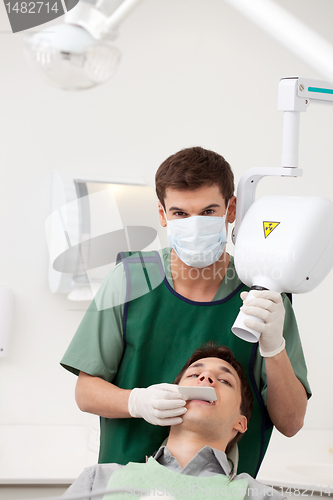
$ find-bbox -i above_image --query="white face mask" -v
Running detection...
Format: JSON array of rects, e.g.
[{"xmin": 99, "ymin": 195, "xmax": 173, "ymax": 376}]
[{"xmin": 166, "ymin": 205, "xmax": 229, "ymax": 268}]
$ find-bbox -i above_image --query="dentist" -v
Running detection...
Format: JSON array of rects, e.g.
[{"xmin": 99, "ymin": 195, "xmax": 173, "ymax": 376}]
[{"xmin": 61, "ymin": 146, "xmax": 310, "ymax": 477}]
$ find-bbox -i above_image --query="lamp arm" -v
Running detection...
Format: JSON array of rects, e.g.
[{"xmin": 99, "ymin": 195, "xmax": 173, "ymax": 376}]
[
  {"xmin": 65, "ymin": 0, "xmax": 143, "ymax": 40},
  {"xmin": 105, "ymin": 0, "xmax": 143, "ymax": 32},
  {"xmin": 224, "ymin": 0, "xmax": 333, "ymax": 84}
]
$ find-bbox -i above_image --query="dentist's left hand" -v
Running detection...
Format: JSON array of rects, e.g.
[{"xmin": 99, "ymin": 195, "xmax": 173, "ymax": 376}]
[
  {"xmin": 128, "ymin": 383, "xmax": 187, "ymax": 426},
  {"xmin": 240, "ymin": 290, "xmax": 286, "ymax": 357}
]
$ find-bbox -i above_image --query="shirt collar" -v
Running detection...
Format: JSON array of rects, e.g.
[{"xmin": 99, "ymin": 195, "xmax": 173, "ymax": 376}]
[{"xmin": 152, "ymin": 445, "xmax": 232, "ymax": 476}]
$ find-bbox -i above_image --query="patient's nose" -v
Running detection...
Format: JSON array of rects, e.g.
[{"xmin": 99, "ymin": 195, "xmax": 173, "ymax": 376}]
[{"xmin": 199, "ymin": 373, "xmax": 214, "ymax": 385}]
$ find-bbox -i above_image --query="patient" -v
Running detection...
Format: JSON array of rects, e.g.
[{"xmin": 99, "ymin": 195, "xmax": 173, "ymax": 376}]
[{"xmin": 63, "ymin": 344, "xmax": 284, "ymax": 500}]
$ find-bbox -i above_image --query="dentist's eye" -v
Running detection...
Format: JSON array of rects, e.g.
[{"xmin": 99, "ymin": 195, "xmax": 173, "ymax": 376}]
[{"xmin": 173, "ymin": 211, "xmax": 188, "ymax": 217}]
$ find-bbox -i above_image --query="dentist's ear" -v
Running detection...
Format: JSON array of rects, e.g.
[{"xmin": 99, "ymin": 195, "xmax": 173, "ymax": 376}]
[
  {"xmin": 227, "ymin": 196, "xmax": 237, "ymax": 224},
  {"xmin": 158, "ymin": 201, "xmax": 167, "ymax": 228}
]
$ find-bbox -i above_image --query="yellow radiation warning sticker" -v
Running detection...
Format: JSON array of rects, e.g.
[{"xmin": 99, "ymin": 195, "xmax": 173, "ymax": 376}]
[{"xmin": 263, "ymin": 221, "xmax": 280, "ymax": 239}]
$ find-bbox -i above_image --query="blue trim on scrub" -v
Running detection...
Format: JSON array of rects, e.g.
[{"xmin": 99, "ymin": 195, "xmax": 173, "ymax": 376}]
[
  {"xmin": 118, "ymin": 251, "xmax": 132, "ymax": 351},
  {"xmin": 138, "ymin": 252, "xmax": 153, "ymax": 292},
  {"xmin": 249, "ymin": 343, "xmax": 273, "ymax": 477},
  {"xmin": 124, "ymin": 250, "xmax": 245, "ymax": 306},
  {"xmin": 162, "ymin": 273, "xmax": 245, "ymax": 306}
]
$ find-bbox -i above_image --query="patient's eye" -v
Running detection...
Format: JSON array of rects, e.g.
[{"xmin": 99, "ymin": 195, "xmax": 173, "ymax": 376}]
[
  {"xmin": 219, "ymin": 378, "xmax": 232, "ymax": 386},
  {"xmin": 186, "ymin": 373, "xmax": 198, "ymax": 378}
]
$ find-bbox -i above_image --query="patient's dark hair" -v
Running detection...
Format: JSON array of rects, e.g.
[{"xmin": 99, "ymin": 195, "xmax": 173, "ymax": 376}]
[{"xmin": 174, "ymin": 342, "xmax": 253, "ymax": 454}]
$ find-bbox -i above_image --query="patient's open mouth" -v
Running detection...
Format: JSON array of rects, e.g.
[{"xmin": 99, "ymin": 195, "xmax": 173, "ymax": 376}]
[
  {"xmin": 190, "ymin": 399, "xmax": 216, "ymax": 406},
  {"xmin": 191, "ymin": 399, "xmax": 216, "ymax": 406}
]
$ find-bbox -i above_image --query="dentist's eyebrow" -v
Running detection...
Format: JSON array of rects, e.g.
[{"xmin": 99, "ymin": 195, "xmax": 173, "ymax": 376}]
[
  {"xmin": 168, "ymin": 204, "xmax": 220, "ymax": 212},
  {"xmin": 168, "ymin": 206, "xmax": 187, "ymax": 212},
  {"xmin": 200, "ymin": 204, "xmax": 220, "ymax": 211}
]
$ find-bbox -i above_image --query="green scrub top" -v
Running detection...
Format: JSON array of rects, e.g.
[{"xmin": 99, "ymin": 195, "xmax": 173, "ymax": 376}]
[
  {"xmin": 96, "ymin": 250, "xmax": 270, "ymax": 475},
  {"xmin": 61, "ymin": 248, "xmax": 311, "ymax": 408},
  {"xmin": 61, "ymin": 249, "xmax": 311, "ymax": 476}
]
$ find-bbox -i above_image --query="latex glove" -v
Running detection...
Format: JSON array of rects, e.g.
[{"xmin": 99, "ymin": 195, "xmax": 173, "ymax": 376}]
[
  {"xmin": 240, "ymin": 290, "xmax": 286, "ymax": 358},
  {"xmin": 128, "ymin": 383, "xmax": 187, "ymax": 426}
]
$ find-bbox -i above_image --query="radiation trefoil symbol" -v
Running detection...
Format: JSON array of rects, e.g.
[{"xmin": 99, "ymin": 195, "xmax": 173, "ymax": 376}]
[{"xmin": 263, "ymin": 221, "xmax": 280, "ymax": 239}]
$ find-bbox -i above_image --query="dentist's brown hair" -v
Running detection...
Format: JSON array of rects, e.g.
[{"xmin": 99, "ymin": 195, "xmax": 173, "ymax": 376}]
[{"xmin": 155, "ymin": 146, "xmax": 234, "ymax": 210}]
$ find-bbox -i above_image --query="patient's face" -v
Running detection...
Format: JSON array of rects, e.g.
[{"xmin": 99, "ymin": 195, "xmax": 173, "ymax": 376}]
[{"xmin": 178, "ymin": 357, "xmax": 246, "ymax": 438}]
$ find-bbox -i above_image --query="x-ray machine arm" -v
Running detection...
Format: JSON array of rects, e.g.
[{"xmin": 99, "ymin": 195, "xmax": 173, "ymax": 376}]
[{"xmin": 232, "ymin": 76, "xmax": 333, "ymax": 244}]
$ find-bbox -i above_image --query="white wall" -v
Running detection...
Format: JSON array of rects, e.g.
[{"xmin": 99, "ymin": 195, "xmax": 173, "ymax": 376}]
[{"xmin": 0, "ymin": 0, "xmax": 333, "ymax": 488}]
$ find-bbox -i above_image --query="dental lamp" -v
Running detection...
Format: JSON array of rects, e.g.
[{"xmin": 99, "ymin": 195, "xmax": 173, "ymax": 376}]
[
  {"xmin": 24, "ymin": 0, "xmax": 142, "ymax": 90},
  {"xmin": 231, "ymin": 77, "xmax": 333, "ymax": 343}
]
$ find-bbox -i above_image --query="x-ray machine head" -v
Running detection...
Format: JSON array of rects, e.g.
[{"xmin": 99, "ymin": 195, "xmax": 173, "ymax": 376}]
[{"xmin": 232, "ymin": 77, "xmax": 333, "ymax": 342}]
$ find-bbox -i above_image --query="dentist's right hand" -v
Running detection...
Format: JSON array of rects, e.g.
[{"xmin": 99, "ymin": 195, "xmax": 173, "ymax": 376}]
[{"xmin": 128, "ymin": 383, "xmax": 187, "ymax": 426}]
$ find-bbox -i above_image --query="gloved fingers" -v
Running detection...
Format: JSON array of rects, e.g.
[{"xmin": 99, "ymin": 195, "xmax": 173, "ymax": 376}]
[
  {"xmin": 152, "ymin": 390, "xmax": 187, "ymax": 403},
  {"xmin": 152, "ymin": 383, "xmax": 182, "ymax": 393},
  {"xmin": 252, "ymin": 290, "xmax": 283, "ymax": 305},
  {"xmin": 152, "ymin": 398, "xmax": 187, "ymax": 411},
  {"xmin": 241, "ymin": 296, "xmax": 276, "ymax": 313},
  {"xmin": 240, "ymin": 304, "xmax": 271, "ymax": 323},
  {"xmin": 240, "ymin": 291, "xmax": 249, "ymax": 301},
  {"xmin": 152, "ymin": 384, "xmax": 187, "ymax": 399},
  {"xmin": 152, "ymin": 406, "xmax": 187, "ymax": 419},
  {"xmin": 155, "ymin": 416, "xmax": 184, "ymax": 426}
]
